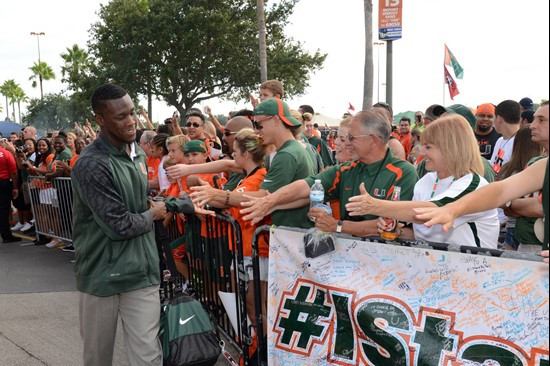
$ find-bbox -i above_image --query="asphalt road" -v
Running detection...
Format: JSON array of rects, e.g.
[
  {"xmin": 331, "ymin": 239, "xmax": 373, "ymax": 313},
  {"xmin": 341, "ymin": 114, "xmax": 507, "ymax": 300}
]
[{"xmin": 0, "ymin": 234, "xmax": 234, "ymax": 366}]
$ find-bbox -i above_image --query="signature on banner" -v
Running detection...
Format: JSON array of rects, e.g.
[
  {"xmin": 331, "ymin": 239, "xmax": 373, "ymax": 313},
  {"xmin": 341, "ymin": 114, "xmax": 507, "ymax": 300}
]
[{"xmin": 273, "ymin": 279, "xmax": 550, "ymax": 366}]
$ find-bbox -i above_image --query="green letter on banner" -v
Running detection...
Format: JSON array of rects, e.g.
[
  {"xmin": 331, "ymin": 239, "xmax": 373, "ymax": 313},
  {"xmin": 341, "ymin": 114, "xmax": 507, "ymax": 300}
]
[
  {"xmin": 460, "ymin": 344, "xmax": 527, "ymax": 366},
  {"xmin": 413, "ymin": 315, "xmax": 455, "ymax": 365},
  {"xmin": 356, "ymin": 301, "xmax": 410, "ymax": 365},
  {"xmin": 331, "ymin": 293, "xmax": 355, "ymax": 362}
]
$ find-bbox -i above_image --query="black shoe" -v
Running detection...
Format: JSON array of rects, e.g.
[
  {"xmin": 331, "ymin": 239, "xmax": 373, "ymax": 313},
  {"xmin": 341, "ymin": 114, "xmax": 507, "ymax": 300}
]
[
  {"xmin": 34, "ymin": 237, "xmax": 51, "ymax": 246},
  {"xmin": 3, "ymin": 236, "xmax": 22, "ymax": 243},
  {"xmin": 62, "ymin": 244, "xmax": 75, "ymax": 253}
]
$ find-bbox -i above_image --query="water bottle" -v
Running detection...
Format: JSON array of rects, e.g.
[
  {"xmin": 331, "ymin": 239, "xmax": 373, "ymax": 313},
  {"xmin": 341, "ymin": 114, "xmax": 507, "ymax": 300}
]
[
  {"xmin": 310, "ymin": 179, "xmax": 325, "ymax": 210},
  {"xmin": 381, "ymin": 186, "xmax": 401, "ymax": 240}
]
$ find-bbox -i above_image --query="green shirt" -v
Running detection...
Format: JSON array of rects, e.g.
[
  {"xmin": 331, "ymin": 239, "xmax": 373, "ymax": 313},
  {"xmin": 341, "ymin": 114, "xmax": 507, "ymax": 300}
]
[
  {"xmin": 307, "ymin": 136, "xmax": 334, "ymax": 168},
  {"xmin": 416, "ymin": 158, "xmax": 496, "ymax": 183},
  {"xmin": 515, "ymin": 156, "xmax": 545, "ymax": 246},
  {"xmin": 261, "ymin": 139, "xmax": 316, "ymax": 229},
  {"xmin": 224, "ymin": 171, "xmax": 246, "ymax": 192},
  {"xmin": 306, "ymin": 149, "xmax": 418, "ymax": 221}
]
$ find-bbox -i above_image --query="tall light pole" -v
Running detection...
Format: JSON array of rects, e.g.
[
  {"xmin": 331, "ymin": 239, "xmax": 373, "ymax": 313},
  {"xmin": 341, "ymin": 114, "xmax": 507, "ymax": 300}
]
[
  {"xmin": 30, "ymin": 32, "xmax": 45, "ymax": 64},
  {"xmin": 374, "ymin": 42, "xmax": 384, "ymax": 103}
]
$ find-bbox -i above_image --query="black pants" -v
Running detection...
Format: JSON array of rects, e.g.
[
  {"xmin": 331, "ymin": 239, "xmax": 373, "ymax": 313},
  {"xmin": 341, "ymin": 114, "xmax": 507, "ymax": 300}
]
[{"xmin": 0, "ymin": 180, "xmax": 14, "ymax": 240}]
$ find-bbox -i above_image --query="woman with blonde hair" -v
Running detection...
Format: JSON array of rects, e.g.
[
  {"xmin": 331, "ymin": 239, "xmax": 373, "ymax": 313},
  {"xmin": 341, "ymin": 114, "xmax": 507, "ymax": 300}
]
[{"xmin": 346, "ymin": 115, "xmax": 500, "ymax": 248}]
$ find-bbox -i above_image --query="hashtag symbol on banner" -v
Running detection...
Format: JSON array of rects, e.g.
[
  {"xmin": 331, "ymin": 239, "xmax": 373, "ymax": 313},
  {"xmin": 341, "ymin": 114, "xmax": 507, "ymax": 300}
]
[{"xmin": 278, "ymin": 285, "xmax": 332, "ymax": 350}]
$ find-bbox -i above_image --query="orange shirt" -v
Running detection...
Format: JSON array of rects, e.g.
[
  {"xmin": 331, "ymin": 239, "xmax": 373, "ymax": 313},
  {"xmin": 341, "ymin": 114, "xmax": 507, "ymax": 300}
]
[
  {"xmin": 229, "ymin": 168, "xmax": 270, "ymax": 257},
  {"xmin": 146, "ymin": 157, "xmax": 161, "ymax": 181},
  {"xmin": 398, "ymin": 132, "xmax": 412, "ymax": 159},
  {"xmin": 69, "ymin": 154, "xmax": 79, "ymax": 168}
]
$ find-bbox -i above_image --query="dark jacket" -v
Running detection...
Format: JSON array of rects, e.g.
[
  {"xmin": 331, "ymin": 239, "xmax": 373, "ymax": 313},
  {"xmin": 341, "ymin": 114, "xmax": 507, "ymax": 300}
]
[{"xmin": 71, "ymin": 134, "xmax": 160, "ymax": 296}]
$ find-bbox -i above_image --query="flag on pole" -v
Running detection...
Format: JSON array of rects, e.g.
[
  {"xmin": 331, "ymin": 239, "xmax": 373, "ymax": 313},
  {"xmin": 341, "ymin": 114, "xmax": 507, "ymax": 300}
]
[
  {"xmin": 348, "ymin": 102, "xmax": 355, "ymax": 112},
  {"xmin": 444, "ymin": 66, "xmax": 460, "ymax": 100},
  {"xmin": 444, "ymin": 44, "xmax": 464, "ymax": 79}
]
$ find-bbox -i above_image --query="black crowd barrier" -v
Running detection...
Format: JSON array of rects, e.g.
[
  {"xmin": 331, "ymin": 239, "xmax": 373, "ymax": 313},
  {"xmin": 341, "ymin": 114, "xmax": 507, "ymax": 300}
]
[{"xmin": 166, "ymin": 212, "xmax": 256, "ymax": 365}]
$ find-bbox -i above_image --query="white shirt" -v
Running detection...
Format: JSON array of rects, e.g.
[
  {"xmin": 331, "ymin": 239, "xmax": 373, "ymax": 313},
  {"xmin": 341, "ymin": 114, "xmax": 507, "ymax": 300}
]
[
  {"xmin": 158, "ymin": 155, "xmax": 171, "ymax": 191},
  {"xmin": 490, "ymin": 135, "xmax": 516, "ymax": 174},
  {"xmin": 413, "ymin": 172, "xmax": 500, "ymax": 249}
]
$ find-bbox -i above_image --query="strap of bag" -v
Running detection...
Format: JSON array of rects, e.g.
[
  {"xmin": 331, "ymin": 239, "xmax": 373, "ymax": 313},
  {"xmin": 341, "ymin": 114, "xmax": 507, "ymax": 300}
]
[{"xmin": 154, "ymin": 220, "xmax": 179, "ymax": 277}]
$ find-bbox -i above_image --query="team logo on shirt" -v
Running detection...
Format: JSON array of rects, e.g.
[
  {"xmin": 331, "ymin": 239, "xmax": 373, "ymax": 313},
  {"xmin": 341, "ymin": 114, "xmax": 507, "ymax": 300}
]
[
  {"xmin": 139, "ymin": 162, "xmax": 147, "ymax": 176},
  {"xmin": 373, "ymin": 188, "xmax": 386, "ymax": 197}
]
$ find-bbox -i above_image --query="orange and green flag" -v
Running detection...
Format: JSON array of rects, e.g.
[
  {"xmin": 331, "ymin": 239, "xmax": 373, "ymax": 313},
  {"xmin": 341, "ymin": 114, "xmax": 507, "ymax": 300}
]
[{"xmin": 444, "ymin": 44, "xmax": 464, "ymax": 79}]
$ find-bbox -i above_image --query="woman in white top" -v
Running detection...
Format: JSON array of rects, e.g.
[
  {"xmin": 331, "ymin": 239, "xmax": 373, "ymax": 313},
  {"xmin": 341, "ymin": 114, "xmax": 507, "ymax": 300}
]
[{"xmin": 346, "ymin": 115, "xmax": 500, "ymax": 249}]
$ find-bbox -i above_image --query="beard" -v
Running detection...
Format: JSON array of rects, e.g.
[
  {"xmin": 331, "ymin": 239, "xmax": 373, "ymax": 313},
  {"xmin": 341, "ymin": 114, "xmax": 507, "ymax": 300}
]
[{"xmin": 477, "ymin": 125, "xmax": 491, "ymax": 133}]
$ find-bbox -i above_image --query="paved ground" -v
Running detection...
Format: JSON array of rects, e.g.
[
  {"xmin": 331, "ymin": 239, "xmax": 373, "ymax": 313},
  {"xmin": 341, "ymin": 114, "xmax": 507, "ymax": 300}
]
[{"xmin": 0, "ymin": 234, "xmax": 236, "ymax": 366}]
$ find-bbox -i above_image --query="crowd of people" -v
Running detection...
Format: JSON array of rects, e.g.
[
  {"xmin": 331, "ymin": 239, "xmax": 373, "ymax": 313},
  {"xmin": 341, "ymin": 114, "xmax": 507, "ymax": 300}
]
[{"xmin": 0, "ymin": 80, "xmax": 548, "ymax": 365}]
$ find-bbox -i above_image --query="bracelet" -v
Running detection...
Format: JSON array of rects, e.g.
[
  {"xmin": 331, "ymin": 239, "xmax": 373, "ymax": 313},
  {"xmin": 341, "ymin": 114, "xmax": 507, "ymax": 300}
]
[{"xmin": 225, "ymin": 191, "xmax": 230, "ymax": 206}]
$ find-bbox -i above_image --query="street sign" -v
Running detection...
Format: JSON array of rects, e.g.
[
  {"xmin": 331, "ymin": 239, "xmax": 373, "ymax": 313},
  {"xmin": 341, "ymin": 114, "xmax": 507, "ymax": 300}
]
[{"xmin": 379, "ymin": 0, "xmax": 403, "ymax": 40}]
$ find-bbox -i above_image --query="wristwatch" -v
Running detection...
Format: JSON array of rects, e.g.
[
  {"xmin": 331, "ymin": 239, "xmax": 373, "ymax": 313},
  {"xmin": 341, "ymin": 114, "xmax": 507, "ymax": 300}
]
[{"xmin": 336, "ymin": 220, "xmax": 344, "ymax": 234}]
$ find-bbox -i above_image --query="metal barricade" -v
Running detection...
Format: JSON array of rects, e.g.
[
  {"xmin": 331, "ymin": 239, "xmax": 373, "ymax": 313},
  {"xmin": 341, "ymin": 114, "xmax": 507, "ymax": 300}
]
[
  {"xmin": 166, "ymin": 212, "xmax": 253, "ymax": 365},
  {"xmin": 27, "ymin": 176, "xmax": 73, "ymax": 243}
]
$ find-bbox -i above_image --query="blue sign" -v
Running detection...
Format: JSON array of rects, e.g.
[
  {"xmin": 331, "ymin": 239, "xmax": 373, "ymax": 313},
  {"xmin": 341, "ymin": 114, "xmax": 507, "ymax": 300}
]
[{"xmin": 379, "ymin": 27, "xmax": 402, "ymax": 41}]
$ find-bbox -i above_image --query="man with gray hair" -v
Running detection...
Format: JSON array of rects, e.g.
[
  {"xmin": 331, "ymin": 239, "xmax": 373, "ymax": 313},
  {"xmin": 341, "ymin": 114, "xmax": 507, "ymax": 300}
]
[
  {"xmin": 139, "ymin": 130, "xmax": 160, "ymax": 190},
  {"xmin": 242, "ymin": 110, "xmax": 418, "ymax": 237}
]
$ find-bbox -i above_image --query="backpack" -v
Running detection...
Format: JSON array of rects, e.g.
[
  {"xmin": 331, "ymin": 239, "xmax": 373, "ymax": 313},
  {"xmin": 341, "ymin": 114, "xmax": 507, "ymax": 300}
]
[
  {"xmin": 160, "ymin": 293, "xmax": 221, "ymax": 366},
  {"xmin": 154, "ymin": 218, "xmax": 222, "ymax": 366}
]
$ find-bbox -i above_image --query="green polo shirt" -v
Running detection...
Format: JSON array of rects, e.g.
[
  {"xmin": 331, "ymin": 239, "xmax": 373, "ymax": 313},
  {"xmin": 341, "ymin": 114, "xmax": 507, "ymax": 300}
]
[
  {"xmin": 306, "ymin": 149, "xmax": 418, "ymax": 221},
  {"xmin": 515, "ymin": 156, "xmax": 545, "ymax": 246},
  {"xmin": 261, "ymin": 139, "xmax": 316, "ymax": 229}
]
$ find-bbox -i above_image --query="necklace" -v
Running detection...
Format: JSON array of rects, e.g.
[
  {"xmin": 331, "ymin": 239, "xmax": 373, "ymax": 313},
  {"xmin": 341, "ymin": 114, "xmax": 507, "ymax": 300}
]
[{"xmin": 430, "ymin": 176, "xmax": 455, "ymax": 198}]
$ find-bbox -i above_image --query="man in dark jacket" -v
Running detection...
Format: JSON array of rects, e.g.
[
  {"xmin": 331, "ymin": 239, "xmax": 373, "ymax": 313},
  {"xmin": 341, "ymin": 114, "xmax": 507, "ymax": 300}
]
[{"xmin": 72, "ymin": 84, "xmax": 166, "ymax": 366}]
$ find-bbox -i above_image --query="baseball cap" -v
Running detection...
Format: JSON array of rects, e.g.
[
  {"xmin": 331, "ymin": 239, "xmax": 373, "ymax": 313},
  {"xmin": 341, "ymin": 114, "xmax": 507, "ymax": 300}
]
[
  {"xmin": 476, "ymin": 103, "xmax": 495, "ymax": 116},
  {"xmin": 254, "ymin": 98, "xmax": 301, "ymax": 127},
  {"xmin": 424, "ymin": 104, "xmax": 447, "ymax": 121},
  {"xmin": 519, "ymin": 97, "xmax": 534, "ymax": 110},
  {"xmin": 448, "ymin": 104, "xmax": 477, "ymax": 131},
  {"xmin": 184, "ymin": 140, "xmax": 208, "ymax": 154}
]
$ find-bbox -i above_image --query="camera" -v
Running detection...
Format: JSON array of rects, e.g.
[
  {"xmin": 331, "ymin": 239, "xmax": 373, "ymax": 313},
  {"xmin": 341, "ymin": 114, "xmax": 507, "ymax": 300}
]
[{"xmin": 16, "ymin": 146, "xmax": 26, "ymax": 153}]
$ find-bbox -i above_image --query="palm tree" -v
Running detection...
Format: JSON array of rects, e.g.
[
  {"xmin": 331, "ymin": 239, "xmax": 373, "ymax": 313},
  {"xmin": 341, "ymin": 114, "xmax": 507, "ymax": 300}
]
[
  {"xmin": 60, "ymin": 44, "xmax": 91, "ymax": 91},
  {"xmin": 29, "ymin": 61, "xmax": 56, "ymax": 100},
  {"xmin": 1, "ymin": 80, "xmax": 18, "ymax": 121},
  {"xmin": 0, "ymin": 81, "xmax": 10, "ymax": 120},
  {"xmin": 363, "ymin": 0, "xmax": 374, "ymax": 110},
  {"xmin": 12, "ymin": 86, "xmax": 29, "ymax": 123},
  {"xmin": 257, "ymin": 0, "xmax": 268, "ymax": 82}
]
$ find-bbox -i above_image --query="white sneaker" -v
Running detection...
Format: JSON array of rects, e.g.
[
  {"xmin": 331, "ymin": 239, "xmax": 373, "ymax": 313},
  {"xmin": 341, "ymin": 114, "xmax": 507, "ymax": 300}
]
[
  {"xmin": 46, "ymin": 239, "xmax": 64, "ymax": 249},
  {"xmin": 11, "ymin": 222, "xmax": 24, "ymax": 231},
  {"xmin": 20, "ymin": 222, "xmax": 33, "ymax": 232}
]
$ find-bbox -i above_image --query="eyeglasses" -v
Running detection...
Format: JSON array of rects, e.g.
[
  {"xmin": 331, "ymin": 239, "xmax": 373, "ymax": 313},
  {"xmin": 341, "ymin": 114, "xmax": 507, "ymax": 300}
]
[
  {"xmin": 186, "ymin": 122, "xmax": 203, "ymax": 128},
  {"xmin": 346, "ymin": 133, "xmax": 370, "ymax": 142},
  {"xmin": 223, "ymin": 130, "xmax": 237, "ymax": 137},
  {"xmin": 253, "ymin": 116, "xmax": 274, "ymax": 130}
]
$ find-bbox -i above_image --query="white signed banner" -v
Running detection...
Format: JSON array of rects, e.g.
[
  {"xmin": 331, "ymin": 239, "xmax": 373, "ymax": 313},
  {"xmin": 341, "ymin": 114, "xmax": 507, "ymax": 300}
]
[{"xmin": 267, "ymin": 228, "xmax": 549, "ymax": 366}]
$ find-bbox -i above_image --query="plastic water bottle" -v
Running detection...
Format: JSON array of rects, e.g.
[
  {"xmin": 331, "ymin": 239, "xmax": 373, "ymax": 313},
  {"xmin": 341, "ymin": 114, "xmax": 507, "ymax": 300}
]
[
  {"xmin": 381, "ymin": 186, "xmax": 401, "ymax": 240},
  {"xmin": 310, "ymin": 179, "xmax": 325, "ymax": 210}
]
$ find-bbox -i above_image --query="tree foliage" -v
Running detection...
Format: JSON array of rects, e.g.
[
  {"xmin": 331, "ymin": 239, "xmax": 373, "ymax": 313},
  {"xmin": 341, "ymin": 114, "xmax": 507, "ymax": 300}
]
[
  {"xmin": 23, "ymin": 94, "xmax": 85, "ymax": 131},
  {"xmin": 88, "ymin": 0, "xmax": 326, "ymax": 115},
  {"xmin": 29, "ymin": 61, "xmax": 56, "ymax": 100}
]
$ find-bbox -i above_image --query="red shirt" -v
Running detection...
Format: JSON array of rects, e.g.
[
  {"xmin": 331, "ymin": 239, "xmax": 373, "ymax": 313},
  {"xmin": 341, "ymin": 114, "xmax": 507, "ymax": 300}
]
[
  {"xmin": 0, "ymin": 147, "xmax": 17, "ymax": 179},
  {"xmin": 146, "ymin": 157, "xmax": 161, "ymax": 181}
]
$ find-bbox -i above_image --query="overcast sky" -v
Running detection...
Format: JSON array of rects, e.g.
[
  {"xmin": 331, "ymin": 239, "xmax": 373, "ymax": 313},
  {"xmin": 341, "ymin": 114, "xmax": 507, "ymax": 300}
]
[{"xmin": 1, "ymin": 0, "xmax": 548, "ymax": 123}]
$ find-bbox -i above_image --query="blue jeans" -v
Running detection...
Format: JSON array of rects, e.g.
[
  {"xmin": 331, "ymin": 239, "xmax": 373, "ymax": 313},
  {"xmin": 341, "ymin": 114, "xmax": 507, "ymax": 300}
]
[{"xmin": 505, "ymin": 227, "xmax": 520, "ymax": 250}]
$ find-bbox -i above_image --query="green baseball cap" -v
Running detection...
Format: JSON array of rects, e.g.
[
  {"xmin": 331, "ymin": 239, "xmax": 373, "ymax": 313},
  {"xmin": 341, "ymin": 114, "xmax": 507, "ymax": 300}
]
[
  {"xmin": 253, "ymin": 98, "xmax": 301, "ymax": 127},
  {"xmin": 184, "ymin": 139, "xmax": 208, "ymax": 154}
]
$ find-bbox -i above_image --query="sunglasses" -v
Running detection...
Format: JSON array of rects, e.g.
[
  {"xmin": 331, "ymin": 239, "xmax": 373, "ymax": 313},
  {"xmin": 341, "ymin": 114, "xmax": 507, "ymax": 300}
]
[
  {"xmin": 186, "ymin": 122, "xmax": 203, "ymax": 128},
  {"xmin": 253, "ymin": 116, "xmax": 274, "ymax": 131},
  {"xmin": 224, "ymin": 130, "xmax": 237, "ymax": 137}
]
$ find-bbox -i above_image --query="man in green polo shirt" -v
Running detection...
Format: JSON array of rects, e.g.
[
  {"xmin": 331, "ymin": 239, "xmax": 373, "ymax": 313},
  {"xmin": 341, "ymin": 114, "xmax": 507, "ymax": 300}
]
[
  {"xmin": 251, "ymin": 98, "xmax": 316, "ymax": 229},
  {"xmin": 242, "ymin": 110, "xmax": 418, "ymax": 236}
]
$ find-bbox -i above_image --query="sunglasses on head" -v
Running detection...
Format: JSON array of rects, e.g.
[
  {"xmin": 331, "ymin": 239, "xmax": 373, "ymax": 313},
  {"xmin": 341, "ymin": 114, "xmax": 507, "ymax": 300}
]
[
  {"xmin": 186, "ymin": 122, "xmax": 202, "ymax": 128},
  {"xmin": 224, "ymin": 130, "xmax": 237, "ymax": 137}
]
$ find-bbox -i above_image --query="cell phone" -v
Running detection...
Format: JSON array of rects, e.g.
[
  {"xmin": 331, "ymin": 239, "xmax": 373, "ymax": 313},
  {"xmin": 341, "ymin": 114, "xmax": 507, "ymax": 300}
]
[{"xmin": 47, "ymin": 133, "xmax": 53, "ymax": 138}]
